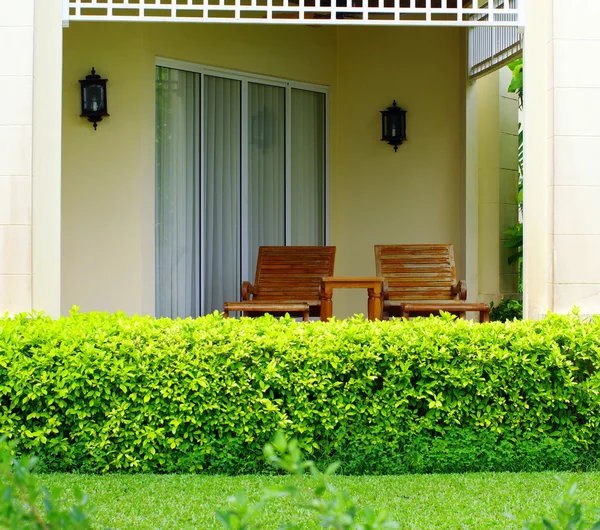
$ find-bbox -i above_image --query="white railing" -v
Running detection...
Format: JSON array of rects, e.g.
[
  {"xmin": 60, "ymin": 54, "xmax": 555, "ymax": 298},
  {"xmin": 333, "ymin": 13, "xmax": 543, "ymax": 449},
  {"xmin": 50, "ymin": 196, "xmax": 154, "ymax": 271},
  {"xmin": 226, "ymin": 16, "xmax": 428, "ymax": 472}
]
[
  {"xmin": 468, "ymin": 0, "xmax": 522, "ymax": 77},
  {"xmin": 64, "ymin": 0, "xmax": 521, "ymax": 27}
]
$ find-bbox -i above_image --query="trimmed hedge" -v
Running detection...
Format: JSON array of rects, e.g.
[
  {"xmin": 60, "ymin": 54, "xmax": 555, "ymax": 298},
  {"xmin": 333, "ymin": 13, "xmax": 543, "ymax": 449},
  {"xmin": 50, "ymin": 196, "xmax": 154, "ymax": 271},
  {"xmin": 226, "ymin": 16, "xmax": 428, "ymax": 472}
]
[{"xmin": 1, "ymin": 311, "xmax": 600, "ymax": 474}]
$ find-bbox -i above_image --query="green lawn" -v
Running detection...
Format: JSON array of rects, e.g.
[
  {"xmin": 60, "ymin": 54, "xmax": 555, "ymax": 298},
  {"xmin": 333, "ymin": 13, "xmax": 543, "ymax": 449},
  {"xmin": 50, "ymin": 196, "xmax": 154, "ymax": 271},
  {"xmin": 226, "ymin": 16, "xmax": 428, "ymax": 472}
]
[{"xmin": 39, "ymin": 472, "xmax": 600, "ymax": 529}]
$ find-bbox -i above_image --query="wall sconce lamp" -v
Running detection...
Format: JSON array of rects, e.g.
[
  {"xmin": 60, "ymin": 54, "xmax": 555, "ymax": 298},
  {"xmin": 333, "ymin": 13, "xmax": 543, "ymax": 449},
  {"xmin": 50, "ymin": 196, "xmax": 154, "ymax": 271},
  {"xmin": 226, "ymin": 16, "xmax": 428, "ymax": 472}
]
[
  {"xmin": 380, "ymin": 100, "xmax": 407, "ymax": 152},
  {"xmin": 79, "ymin": 67, "xmax": 109, "ymax": 130}
]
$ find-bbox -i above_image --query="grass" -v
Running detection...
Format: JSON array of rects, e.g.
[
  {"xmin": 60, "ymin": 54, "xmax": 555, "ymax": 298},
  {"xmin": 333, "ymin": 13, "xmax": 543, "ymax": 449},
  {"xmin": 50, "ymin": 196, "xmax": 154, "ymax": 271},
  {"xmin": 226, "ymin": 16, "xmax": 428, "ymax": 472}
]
[{"xmin": 38, "ymin": 471, "xmax": 600, "ymax": 529}]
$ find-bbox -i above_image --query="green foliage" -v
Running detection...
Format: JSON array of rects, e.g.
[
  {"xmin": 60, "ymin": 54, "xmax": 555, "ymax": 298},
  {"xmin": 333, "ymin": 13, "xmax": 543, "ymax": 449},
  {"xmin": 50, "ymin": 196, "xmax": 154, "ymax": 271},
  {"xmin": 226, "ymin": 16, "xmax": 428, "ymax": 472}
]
[
  {"xmin": 2, "ymin": 311, "xmax": 600, "ymax": 474},
  {"xmin": 507, "ymin": 58, "xmax": 523, "ymax": 109},
  {"xmin": 0, "ymin": 438, "xmax": 97, "ymax": 529},
  {"xmin": 217, "ymin": 432, "xmax": 399, "ymax": 530},
  {"xmin": 517, "ymin": 482, "xmax": 600, "ymax": 530},
  {"xmin": 489, "ymin": 298, "xmax": 523, "ymax": 322},
  {"xmin": 504, "ymin": 222, "xmax": 523, "ymax": 265},
  {"xmin": 503, "ymin": 220, "xmax": 523, "ymax": 292}
]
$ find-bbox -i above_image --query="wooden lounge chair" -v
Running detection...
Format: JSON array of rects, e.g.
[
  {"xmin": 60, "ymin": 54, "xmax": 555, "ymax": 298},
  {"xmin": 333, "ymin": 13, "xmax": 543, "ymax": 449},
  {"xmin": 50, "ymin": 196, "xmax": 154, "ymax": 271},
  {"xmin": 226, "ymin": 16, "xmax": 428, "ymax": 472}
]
[
  {"xmin": 224, "ymin": 246, "xmax": 336, "ymax": 320},
  {"xmin": 374, "ymin": 244, "xmax": 490, "ymax": 322}
]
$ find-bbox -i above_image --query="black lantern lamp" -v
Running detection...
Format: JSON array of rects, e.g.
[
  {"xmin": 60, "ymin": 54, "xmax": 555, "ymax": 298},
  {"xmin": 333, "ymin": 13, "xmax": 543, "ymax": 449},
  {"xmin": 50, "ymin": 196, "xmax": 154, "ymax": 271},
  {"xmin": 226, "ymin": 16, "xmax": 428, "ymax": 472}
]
[
  {"xmin": 380, "ymin": 100, "xmax": 407, "ymax": 152},
  {"xmin": 79, "ymin": 67, "xmax": 109, "ymax": 130}
]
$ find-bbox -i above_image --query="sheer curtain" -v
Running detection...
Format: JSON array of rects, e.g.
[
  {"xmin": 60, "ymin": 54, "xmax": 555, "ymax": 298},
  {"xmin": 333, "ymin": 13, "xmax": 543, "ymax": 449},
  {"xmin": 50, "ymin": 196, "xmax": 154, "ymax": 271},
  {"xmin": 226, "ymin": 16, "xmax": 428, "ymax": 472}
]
[
  {"xmin": 290, "ymin": 89, "xmax": 326, "ymax": 245},
  {"xmin": 247, "ymin": 83, "xmax": 285, "ymax": 282},
  {"xmin": 155, "ymin": 67, "xmax": 201, "ymax": 318},
  {"xmin": 203, "ymin": 76, "xmax": 242, "ymax": 314}
]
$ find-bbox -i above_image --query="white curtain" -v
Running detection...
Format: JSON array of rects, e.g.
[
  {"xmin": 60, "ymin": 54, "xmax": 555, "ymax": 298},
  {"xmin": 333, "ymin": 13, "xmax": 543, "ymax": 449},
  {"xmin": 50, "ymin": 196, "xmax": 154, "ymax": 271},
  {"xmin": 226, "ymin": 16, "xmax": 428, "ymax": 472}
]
[
  {"xmin": 155, "ymin": 67, "xmax": 201, "ymax": 318},
  {"xmin": 247, "ymin": 83, "xmax": 285, "ymax": 282},
  {"xmin": 203, "ymin": 76, "xmax": 242, "ymax": 314},
  {"xmin": 290, "ymin": 89, "xmax": 326, "ymax": 245}
]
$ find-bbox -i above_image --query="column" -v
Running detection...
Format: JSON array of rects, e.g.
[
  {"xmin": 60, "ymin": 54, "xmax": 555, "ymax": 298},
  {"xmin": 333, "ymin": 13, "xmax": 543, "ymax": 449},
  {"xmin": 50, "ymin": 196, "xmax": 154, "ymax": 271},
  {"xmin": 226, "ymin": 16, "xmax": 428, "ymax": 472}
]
[
  {"xmin": 551, "ymin": 1, "xmax": 600, "ymax": 315},
  {"xmin": 524, "ymin": 0, "xmax": 600, "ymax": 318},
  {"xmin": 476, "ymin": 68, "xmax": 519, "ymax": 305},
  {"xmin": 0, "ymin": 0, "xmax": 35, "ymax": 314},
  {"xmin": 522, "ymin": 0, "xmax": 554, "ymax": 319},
  {"xmin": 32, "ymin": 0, "xmax": 62, "ymax": 317}
]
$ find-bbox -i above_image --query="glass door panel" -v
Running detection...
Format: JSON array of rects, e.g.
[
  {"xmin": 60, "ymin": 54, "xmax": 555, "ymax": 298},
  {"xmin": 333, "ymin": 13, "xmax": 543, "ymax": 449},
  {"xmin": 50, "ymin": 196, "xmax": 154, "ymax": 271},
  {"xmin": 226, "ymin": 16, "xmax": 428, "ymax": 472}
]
[
  {"xmin": 247, "ymin": 82, "xmax": 286, "ymax": 282},
  {"xmin": 290, "ymin": 89, "xmax": 326, "ymax": 246},
  {"xmin": 203, "ymin": 75, "xmax": 242, "ymax": 314},
  {"xmin": 155, "ymin": 67, "xmax": 201, "ymax": 318}
]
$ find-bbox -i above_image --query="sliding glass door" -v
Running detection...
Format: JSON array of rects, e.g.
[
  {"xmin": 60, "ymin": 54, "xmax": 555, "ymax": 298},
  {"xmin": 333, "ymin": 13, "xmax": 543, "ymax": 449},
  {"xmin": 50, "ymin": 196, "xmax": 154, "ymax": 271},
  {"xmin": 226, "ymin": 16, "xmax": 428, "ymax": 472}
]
[{"xmin": 155, "ymin": 64, "xmax": 327, "ymax": 317}]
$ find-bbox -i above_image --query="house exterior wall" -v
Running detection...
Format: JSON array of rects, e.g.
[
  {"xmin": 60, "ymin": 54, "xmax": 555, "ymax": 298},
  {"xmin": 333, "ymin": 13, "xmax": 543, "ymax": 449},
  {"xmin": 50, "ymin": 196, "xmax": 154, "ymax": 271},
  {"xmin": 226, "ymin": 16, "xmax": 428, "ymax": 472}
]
[
  {"xmin": 332, "ymin": 26, "xmax": 465, "ymax": 316},
  {"xmin": 477, "ymin": 66, "xmax": 519, "ymax": 304},
  {"xmin": 62, "ymin": 22, "xmax": 338, "ymax": 315},
  {"xmin": 5, "ymin": 1, "xmax": 599, "ymax": 320},
  {"xmin": 61, "ymin": 23, "xmax": 466, "ymax": 317}
]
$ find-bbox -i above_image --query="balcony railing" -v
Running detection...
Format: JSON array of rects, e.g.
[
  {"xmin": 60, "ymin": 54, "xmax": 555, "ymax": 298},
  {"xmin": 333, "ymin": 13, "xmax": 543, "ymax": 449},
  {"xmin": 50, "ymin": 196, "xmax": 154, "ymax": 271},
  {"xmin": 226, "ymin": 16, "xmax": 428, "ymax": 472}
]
[
  {"xmin": 468, "ymin": 0, "xmax": 522, "ymax": 77},
  {"xmin": 64, "ymin": 0, "xmax": 521, "ymax": 27}
]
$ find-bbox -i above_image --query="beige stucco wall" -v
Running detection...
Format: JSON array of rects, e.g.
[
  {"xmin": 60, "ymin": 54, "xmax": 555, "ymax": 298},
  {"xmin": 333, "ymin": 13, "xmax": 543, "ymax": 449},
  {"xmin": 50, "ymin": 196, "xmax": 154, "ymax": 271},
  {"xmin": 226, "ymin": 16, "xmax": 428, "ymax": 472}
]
[
  {"xmin": 332, "ymin": 26, "xmax": 465, "ymax": 316},
  {"xmin": 477, "ymin": 66, "xmax": 519, "ymax": 304},
  {"xmin": 61, "ymin": 23, "xmax": 465, "ymax": 317},
  {"xmin": 62, "ymin": 22, "xmax": 338, "ymax": 315}
]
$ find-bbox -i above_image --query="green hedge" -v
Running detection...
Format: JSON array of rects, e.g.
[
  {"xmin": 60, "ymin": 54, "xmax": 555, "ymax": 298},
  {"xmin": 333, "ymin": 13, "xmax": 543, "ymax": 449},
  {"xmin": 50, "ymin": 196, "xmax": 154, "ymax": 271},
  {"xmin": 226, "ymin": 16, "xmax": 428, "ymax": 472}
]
[{"xmin": 1, "ymin": 311, "xmax": 600, "ymax": 474}]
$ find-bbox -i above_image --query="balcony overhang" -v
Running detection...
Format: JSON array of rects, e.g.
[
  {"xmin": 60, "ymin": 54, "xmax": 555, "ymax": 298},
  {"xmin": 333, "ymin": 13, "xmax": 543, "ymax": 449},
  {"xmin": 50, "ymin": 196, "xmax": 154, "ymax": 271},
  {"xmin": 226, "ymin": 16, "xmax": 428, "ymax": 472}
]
[{"xmin": 64, "ymin": 0, "xmax": 521, "ymax": 27}]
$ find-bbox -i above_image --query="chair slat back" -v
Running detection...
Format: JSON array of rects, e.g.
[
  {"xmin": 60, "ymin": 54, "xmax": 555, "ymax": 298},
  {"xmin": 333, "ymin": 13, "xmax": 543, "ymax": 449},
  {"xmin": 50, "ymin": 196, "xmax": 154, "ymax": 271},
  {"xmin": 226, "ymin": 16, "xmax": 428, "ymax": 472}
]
[
  {"xmin": 254, "ymin": 246, "xmax": 336, "ymax": 302},
  {"xmin": 374, "ymin": 244, "xmax": 458, "ymax": 301}
]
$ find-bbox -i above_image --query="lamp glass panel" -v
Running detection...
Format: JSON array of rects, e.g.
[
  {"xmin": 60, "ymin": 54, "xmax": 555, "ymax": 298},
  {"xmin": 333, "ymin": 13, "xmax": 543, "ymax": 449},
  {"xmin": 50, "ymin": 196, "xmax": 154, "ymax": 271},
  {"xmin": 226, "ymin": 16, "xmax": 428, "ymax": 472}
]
[
  {"xmin": 399, "ymin": 111, "xmax": 406, "ymax": 139},
  {"xmin": 83, "ymin": 84, "xmax": 105, "ymax": 113},
  {"xmin": 382, "ymin": 113, "xmax": 389, "ymax": 139},
  {"xmin": 389, "ymin": 113, "xmax": 399, "ymax": 139}
]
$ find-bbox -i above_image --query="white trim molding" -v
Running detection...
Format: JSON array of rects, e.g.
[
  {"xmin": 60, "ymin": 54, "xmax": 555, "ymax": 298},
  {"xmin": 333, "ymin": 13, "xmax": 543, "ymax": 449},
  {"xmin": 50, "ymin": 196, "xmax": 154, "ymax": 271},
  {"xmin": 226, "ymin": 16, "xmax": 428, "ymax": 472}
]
[{"xmin": 65, "ymin": 0, "xmax": 521, "ymax": 27}]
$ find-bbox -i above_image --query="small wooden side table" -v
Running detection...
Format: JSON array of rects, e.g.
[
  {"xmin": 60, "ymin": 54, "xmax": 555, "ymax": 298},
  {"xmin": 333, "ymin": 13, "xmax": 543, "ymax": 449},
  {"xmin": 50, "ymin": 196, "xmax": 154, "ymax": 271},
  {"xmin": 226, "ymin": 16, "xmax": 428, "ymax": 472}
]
[{"xmin": 320, "ymin": 277, "xmax": 384, "ymax": 321}]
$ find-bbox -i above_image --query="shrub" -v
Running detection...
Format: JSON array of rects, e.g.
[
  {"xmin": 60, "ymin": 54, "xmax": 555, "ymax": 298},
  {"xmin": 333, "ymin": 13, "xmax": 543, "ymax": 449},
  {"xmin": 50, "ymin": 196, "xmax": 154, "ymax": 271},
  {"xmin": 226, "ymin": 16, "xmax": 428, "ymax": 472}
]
[
  {"xmin": 1, "ymin": 310, "xmax": 600, "ymax": 474},
  {"xmin": 490, "ymin": 298, "xmax": 523, "ymax": 322}
]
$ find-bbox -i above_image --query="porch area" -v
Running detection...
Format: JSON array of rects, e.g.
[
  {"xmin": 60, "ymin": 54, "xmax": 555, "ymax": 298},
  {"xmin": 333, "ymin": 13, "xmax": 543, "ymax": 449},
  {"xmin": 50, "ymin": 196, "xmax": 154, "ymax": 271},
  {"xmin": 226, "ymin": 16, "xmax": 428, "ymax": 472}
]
[
  {"xmin": 21, "ymin": 0, "xmax": 590, "ymax": 320},
  {"xmin": 59, "ymin": 19, "xmax": 516, "ymax": 319}
]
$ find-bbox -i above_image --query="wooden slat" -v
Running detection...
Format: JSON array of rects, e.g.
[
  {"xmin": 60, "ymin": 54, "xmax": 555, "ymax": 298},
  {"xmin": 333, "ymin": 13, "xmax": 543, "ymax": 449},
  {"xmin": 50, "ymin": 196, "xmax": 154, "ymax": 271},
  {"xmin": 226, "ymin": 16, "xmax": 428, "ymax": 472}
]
[
  {"xmin": 375, "ymin": 244, "xmax": 458, "ymax": 301},
  {"xmin": 374, "ymin": 244, "xmax": 490, "ymax": 322},
  {"xmin": 228, "ymin": 246, "xmax": 335, "ymax": 317}
]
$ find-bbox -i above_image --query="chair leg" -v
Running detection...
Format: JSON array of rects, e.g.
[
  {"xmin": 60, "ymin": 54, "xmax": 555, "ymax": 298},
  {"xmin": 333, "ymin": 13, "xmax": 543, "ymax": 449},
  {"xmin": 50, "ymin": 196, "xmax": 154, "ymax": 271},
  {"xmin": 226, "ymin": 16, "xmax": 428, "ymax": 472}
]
[
  {"xmin": 481, "ymin": 311, "xmax": 490, "ymax": 323},
  {"xmin": 224, "ymin": 309, "xmax": 229, "ymax": 318},
  {"xmin": 302, "ymin": 310, "xmax": 309, "ymax": 322}
]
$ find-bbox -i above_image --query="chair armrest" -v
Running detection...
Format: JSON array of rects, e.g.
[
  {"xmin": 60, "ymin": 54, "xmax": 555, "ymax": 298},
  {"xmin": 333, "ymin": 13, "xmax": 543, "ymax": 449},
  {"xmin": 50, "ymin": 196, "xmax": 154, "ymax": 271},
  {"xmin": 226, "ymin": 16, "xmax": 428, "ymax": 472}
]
[
  {"xmin": 451, "ymin": 280, "xmax": 467, "ymax": 300},
  {"xmin": 241, "ymin": 281, "xmax": 255, "ymax": 301}
]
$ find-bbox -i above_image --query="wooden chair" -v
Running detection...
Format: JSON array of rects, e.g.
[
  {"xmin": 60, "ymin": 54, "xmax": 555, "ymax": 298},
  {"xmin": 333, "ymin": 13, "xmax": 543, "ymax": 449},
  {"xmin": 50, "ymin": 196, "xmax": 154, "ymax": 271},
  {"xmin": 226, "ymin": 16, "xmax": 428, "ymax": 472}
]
[
  {"xmin": 374, "ymin": 244, "xmax": 490, "ymax": 322},
  {"xmin": 224, "ymin": 246, "xmax": 336, "ymax": 320}
]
